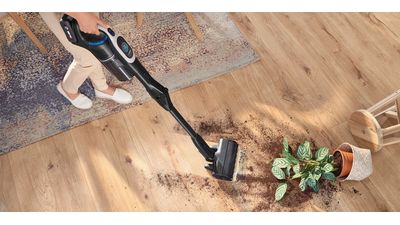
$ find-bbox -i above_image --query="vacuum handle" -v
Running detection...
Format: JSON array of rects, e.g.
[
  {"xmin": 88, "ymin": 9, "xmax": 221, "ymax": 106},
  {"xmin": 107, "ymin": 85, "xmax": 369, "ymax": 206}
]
[{"xmin": 60, "ymin": 14, "xmax": 107, "ymax": 46}]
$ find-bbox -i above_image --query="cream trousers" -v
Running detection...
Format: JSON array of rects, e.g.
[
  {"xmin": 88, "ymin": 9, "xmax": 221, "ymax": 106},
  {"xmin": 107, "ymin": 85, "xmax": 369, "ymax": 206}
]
[{"xmin": 39, "ymin": 12, "xmax": 108, "ymax": 93}]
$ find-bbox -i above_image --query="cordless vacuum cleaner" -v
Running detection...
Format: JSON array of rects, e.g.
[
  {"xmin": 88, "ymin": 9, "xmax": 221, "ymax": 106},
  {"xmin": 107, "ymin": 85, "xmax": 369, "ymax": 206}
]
[{"xmin": 60, "ymin": 14, "xmax": 239, "ymax": 181}]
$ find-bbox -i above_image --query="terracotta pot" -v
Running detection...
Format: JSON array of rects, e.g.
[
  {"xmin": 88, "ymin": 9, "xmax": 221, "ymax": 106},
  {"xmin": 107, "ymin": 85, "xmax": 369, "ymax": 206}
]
[
  {"xmin": 333, "ymin": 149, "xmax": 354, "ymax": 178},
  {"xmin": 335, "ymin": 143, "xmax": 373, "ymax": 181}
]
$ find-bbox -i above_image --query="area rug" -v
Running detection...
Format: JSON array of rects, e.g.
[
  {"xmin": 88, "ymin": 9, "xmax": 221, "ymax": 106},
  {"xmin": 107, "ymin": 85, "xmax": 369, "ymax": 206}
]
[{"xmin": 0, "ymin": 12, "xmax": 259, "ymax": 154}]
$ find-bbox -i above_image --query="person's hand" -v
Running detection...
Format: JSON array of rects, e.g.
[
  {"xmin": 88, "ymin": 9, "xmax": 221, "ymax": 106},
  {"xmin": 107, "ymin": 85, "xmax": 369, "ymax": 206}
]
[{"xmin": 66, "ymin": 12, "xmax": 109, "ymax": 35}]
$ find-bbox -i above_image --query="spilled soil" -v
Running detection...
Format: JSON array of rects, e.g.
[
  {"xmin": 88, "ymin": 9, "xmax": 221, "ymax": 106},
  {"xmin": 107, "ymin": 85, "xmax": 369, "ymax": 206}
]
[{"xmin": 154, "ymin": 109, "xmax": 342, "ymax": 211}]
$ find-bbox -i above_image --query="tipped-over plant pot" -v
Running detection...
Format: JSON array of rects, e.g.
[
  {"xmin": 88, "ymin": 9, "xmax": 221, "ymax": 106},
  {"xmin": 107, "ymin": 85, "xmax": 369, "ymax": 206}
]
[
  {"xmin": 333, "ymin": 149, "xmax": 353, "ymax": 178},
  {"xmin": 334, "ymin": 143, "xmax": 373, "ymax": 181}
]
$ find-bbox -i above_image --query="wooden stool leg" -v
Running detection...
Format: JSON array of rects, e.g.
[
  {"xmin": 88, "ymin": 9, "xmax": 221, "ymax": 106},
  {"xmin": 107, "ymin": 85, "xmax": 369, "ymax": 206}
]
[
  {"xmin": 396, "ymin": 99, "xmax": 400, "ymax": 123},
  {"xmin": 8, "ymin": 12, "xmax": 48, "ymax": 54},
  {"xmin": 136, "ymin": 12, "xmax": 144, "ymax": 28},
  {"xmin": 368, "ymin": 89, "xmax": 400, "ymax": 116},
  {"xmin": 382, "ymin": 124, "xmax": 400, "ymax": 136},
  {"xmin": 383, "ymin": 137, "xmax": 400, "ymax": 147},
  {"xmin": 184, "ymin": 12, "xmax": 204, "ymax": 41},
  {"xmin": 384, "ymin": 109, "xmax": 398, "ymax": 120}
]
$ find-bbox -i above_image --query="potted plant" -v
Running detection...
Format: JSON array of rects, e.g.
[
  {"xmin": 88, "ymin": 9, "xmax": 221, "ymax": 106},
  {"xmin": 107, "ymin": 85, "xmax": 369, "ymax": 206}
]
[
  {"xmin": 333, "ymin": 142, "xmax": 373, "ymax": 181},
  {"xmin": 271, "ymin": 138, "xmax": 373, "ymax": 201}
]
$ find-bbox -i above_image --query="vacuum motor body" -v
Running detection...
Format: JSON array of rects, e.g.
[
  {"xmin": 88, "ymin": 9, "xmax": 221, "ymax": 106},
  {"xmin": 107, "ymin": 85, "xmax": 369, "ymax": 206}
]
[{"xmin": 60, "ymin": 15, "xmax": 135, "ymax": 82}]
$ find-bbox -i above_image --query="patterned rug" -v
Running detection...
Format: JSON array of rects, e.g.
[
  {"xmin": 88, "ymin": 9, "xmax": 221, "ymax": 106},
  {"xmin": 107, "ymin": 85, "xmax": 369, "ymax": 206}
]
[{"xmin": 0, "ymin": 12, "xmax": 258, "ymax": 154}]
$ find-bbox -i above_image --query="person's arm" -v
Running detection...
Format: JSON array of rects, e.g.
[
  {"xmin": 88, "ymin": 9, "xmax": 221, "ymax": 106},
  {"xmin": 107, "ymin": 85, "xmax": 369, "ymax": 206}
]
[{"xmin": 66, "ymin": 12, "xmax": 109, "ymax": 35}]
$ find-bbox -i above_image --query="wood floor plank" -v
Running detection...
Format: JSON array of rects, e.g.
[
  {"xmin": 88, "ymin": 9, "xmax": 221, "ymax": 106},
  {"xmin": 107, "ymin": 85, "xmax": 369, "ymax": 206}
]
[
  {"xmin": 0, "ymin": 155, "xmax": 21, "ymax": 211},
  {"xmin": 36, "ymin": 132, "xmax": 97, "ymax": 211},
  {"xmin": 69, "ymin": 116, "xmax": 143, "ymax": 211},
  {"xmin": 7, "ymin": 143, "xmax": 56, "ymax": 211}
]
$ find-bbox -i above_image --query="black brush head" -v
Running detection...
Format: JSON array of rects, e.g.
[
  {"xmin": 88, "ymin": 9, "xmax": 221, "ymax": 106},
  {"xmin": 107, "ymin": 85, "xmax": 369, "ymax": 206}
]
[{"xmin": 206, "ymin": 139, "xmax": 239, "ymax": 181}]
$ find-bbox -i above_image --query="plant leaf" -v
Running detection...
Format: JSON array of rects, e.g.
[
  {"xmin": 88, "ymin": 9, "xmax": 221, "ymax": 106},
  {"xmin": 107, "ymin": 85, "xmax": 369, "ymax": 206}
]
[
  {"xmin": 286, "ymin": 154, "xmax": 299, "ymax": 165},
  {"xmin": 314, "ymin": 172, "xmax": 322, "ymax": 181},
  {"xmin": 299, "ymin": 177, "xmax": 306, "ymax": 191},
  {"xmin": 322, "ymin": 163, "xmax": 334, "ymax": 173},
  {"xmin": 312, "ymin": 181, "xmax": 320, "ymax": 192},
  {"xmin": 301, "ymin": 171, "xmax": 309, "ymax": 178},
  {"xmin": 313, "ymin": 165, "xmax": 321, "ymax": 173},
  {"xmin": 273, "ymin": 158, "xmax": 290, "ymax": 168},
  {"xmin": 272, "ymin": 166, "xmax": 286, "ymax": 180},
  {"xmin": 282, "ymin": 137, "xmax": 289, "ymax": 155},
  {"xmin": 297, "ymin": 141, "xmax": 312, "ymax": 160},
  {"xmin": 302, "ymin": 164, "xmax": 314, "ymax": 174},
  {"xmin": 275, "ymin": 182, "xmax": 288, "ymax": 201},
  {"xmin": 282, "ymin": 138, "xmax": 300, "ymax": 165},
  {"xmin": 293, "ymin": 164, "xmax": 300, "ymax": 174},
  {"xmin": 292, "ymin": 173, "xmax": 302, "ymax": 179},
  {"xmin": 315, "ymin": 147, "xmax": 329, "ymax": 161},
  {"xmin": 322, "ymin": 172, "xmax": 336, "ymax": 181},
  {"xmin": 306, "ymin": 177, "xmax": 317, "ymax": 191}
]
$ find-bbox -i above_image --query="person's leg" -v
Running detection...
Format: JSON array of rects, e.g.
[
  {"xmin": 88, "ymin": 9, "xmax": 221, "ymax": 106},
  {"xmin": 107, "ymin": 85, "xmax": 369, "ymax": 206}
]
[{"xmin": 86, "ymin": 61, "xmax": 111, "ymax": 93}]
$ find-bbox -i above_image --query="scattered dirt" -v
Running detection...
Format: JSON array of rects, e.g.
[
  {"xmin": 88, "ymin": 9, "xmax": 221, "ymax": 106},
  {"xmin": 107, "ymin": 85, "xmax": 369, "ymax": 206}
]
[
  {"xmin": 125, "ymin": 155, "xmax": 133, "ymax": 164},
  {"xmin": 151, "ymin": 115, "xmax": 160, "ymax": 124},
  {"xmin": 317, "ymin": 181, "xmax": 340, "ymax": 209},
  {"xmin": 352, "ymin": 187, "xmax": 361, "ymax": 196},
  {"xmin": 248, "ymin": 166, "xmax": 254, "ymax": 172},
  {"xmin": 47, "ymin": 162, "xmax": 54, "ymax": 170},
  {"xmin": 157, "ymin": 109, "xmax": 341, "ymax": 211}
]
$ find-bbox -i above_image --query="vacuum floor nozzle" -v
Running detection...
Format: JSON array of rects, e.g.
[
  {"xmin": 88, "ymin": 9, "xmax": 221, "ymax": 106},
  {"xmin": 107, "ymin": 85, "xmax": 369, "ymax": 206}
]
[{"xmin": 206, "ymin": 138, "xmax": 239, "ymax": 181}]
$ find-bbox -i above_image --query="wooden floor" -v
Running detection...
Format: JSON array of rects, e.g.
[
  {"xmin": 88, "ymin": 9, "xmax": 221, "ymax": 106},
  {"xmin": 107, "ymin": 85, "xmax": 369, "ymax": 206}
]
[{"xmin": 2, "ymin": 13, "xmax": 400, "ymax": 211}]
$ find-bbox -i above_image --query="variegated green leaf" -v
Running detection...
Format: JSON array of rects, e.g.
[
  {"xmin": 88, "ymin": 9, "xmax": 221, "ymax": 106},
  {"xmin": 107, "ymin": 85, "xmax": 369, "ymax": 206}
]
[
  {"xmin": 312, "ymin": 181, "xmax": 320, "ymax": 192},
  {"xmin": 286, "ymin": 154, "xmax": 299, "ymax": 165},
  {"xmin": 306, "ymin": 177, "xmax": 317, "ymax": 191},
  {"xmin": 322, "ymin": 172, "xmax": 336, "ymax": 181},
  {"xmin": 272, "ymin": 166, "xmax": 286, "ymax": 180},
  {"xmin": 299, "ymin": 177, "xmax": 306, "ymax": 191},
  {"xmin": 297, "ymin": 141, "xmax": 312, "ymax": 160},
  {"xmin": 293, "ymin": 164, "xmax": 300, "ymax": 174},
  {"xmin": 301, "ymin": 171, "xmax": 309, "ymax": 178},
  {"xmin": 282, "ymin": 137, "xmax": 289, "ymax": 155},
  {"xmin": 313, "ymin": 166, "xmax": 321, "ymax": 173},
  {"xmin": 322, "ymin": 163, "xmax": 334, "ymax": 173},
  {"xmin": 302, "ymin": 164, "xmax": 313, "ymax": 174},
  {"xmin": 315, "ymin": 147, "xmax": 329, "ymax": 161},
  {"xmin": 314, "ymin": 173, "xmax": 322, "ymax": 181},
  {"xmin": 273, "ymin": 158, "xmax": 290, "ymax": 168},
  {"xmin": 275, "ymin": 182, "xmax": 288, "ymax": 201},
  {"xmin": 292, "ymin": 173, "xmax": 302, "ymax": 179}
]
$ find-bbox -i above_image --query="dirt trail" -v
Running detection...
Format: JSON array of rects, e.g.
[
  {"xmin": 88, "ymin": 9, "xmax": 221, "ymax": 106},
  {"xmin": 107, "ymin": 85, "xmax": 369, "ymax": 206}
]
[{"xmin": 155, "ymin": 110, "xmax": 341, "ymax": 211}]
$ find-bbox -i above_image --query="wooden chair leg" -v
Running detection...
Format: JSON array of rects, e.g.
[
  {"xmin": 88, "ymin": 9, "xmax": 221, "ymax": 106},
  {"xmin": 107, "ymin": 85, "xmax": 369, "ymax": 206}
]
[
  {"xmin": 8, "ymin": 12, "xmax": 48, "ymax": 54},
  {"xmin": 136, "ymin": 12, "xmax": 144, "ymax": 28},
  {"xmin": 184, "ymin": 12, "xmax": 204, "ymax": 41}
]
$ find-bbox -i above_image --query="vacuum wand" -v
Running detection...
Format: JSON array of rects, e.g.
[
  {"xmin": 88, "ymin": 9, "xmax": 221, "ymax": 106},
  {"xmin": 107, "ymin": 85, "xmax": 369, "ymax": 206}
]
[
  {"xmin": 128, "ymin": 59, "xmax": 215, "ymax": 161},
  {"xmin": 60, "ymin": 14, "xmax": 239, "ymax": 181}
]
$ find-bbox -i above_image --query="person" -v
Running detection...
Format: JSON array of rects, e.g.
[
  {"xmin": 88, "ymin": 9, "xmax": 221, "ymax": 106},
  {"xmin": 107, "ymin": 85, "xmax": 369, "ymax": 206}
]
[{"xmin": 39, "ymin": 12, "xmax": 133, "ymax": 109}]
